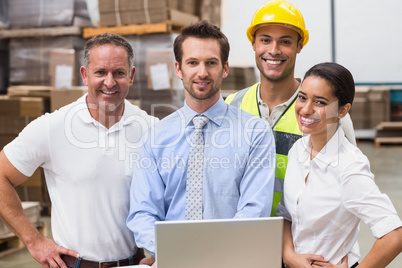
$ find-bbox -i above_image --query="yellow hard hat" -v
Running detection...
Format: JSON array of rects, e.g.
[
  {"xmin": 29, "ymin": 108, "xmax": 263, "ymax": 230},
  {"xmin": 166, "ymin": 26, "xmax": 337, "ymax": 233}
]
[{"xmin": 247, "ymin": 0, "xmax": 309, "ymax": 46}]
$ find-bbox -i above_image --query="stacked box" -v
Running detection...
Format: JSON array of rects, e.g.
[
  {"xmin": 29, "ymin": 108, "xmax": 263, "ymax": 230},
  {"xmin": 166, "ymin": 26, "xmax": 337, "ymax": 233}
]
[
  {"xmin": 0, "ymin": 96, "xmax": 47, "ymax": 148},
  {"xmin": 0, "ymin": 40, "xmax": 9, "ymax": 94},
  {"xmin": 221, "ymin": 67, "xmax": 257, "ymax": 92},
  {"xmin": 199, "ymin": 0, "xmax": 221, "ymax": 27},
  {"xmin": 350, "ymin": 86, "xmax": 370, "ymax": 129},
  {"xmin": 98, "ymin": 0, "xmax": 199, "ymax": 26},
  {"xmin": 0, "ymin": 96, "xmax": 46, "ymax": 118},
  {"xmin": 0, "ymin": 95, "xmax": 48, "ymax": 138},
  {"xmin": 9, "ymin": 36, "xmax": 85, "ymax": 86},
  {"xmin": 0, "ymin": 95, "xmax": 49, "ymax": 211},
  {"xmin": 8, "ymin": 0, "xmax": 91, "ymax": 28},
  {"xmin": 368, "ymin": 86, "xmax": 391, "ymax": 128},
  {"xmin": 350, "ymin": 86, "xmax": 391, "ymax": 129},
  {"xmin": 50, "ymin": 88, "xmax": 88, "ymax": 112}
]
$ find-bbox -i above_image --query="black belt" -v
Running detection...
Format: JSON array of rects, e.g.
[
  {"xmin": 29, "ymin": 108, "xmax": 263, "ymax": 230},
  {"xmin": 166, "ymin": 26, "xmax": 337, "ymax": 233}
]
[{"xmin": 61, "ymin": 248, "xmax": 144, "ymax": 268}]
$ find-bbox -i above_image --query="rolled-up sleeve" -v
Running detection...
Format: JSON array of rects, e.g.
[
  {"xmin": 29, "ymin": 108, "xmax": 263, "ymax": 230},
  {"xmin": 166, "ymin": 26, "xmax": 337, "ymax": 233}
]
[{"xmin": 342, "ymin": 160, "xmax": 402, "ymax": 239}]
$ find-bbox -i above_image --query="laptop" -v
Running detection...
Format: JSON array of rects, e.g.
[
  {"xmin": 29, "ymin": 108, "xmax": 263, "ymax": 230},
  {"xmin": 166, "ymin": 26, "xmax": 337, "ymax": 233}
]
[{"xmin": 155, "ymin": 217, "xmax": 283, "ymax": 268}]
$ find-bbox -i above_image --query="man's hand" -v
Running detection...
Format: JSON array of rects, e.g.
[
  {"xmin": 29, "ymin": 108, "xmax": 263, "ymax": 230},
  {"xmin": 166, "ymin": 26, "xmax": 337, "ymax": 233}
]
[
  {"xmin": 140, "ymin": 255, "xmax": 156, "ymax": 267},
  {"xmin": 27, "ymin": 235, "xmax": 79, "ymax": 268}
]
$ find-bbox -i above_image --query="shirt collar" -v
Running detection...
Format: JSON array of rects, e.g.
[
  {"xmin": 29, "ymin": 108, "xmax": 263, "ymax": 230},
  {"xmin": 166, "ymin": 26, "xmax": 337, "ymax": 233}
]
[
  {"xmin": 182, "ymin": 96, "xmax": 228, "ymax": 127},
  {"xmin": 257, "ymin": 80, "xmax": 301, "ymax": 108},
  {"xmin": 298, "ymin": 127, "xmax": 344, "ymax": 170},
  {"xmin": 314, "ymin": 126, "xmax": 343, "ymax": 169},
  {"xmin": 76, "ymin": 94, "xmax": 135, "ymax": 128},
  {"xmin": 75, "ymin": 94, "xmax": 94, "ymax": 124}
]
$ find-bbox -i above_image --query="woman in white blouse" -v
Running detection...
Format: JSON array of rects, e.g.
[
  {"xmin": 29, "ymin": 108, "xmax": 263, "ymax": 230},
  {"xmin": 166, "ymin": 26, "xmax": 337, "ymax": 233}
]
[{"xmin": 276, "ymin": 62, "xmax": 402, "ymax": 268}]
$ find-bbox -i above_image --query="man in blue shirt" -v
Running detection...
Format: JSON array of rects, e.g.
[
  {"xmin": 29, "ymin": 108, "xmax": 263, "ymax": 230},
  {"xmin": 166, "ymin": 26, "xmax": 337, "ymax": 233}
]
[{"xmin": 126, "ymin": 20, "xmax": 276, "ymax": 266}]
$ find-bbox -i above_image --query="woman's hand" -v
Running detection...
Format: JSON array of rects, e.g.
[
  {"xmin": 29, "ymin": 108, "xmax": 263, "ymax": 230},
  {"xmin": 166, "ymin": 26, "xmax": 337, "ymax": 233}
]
[
  {"xmin": 285, "ymin": 253, "xmax": 328, "ymax": 268},
  {"xmin": 311, "ymin": 255, "xmax": 348, "ymax": 268}
]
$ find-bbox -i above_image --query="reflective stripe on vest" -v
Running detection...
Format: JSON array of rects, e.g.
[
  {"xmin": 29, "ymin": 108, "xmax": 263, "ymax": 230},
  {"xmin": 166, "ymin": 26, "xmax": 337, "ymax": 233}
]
[{"xmin": 226, "ymin": 83, "xmax": 302, "ymax": 216}]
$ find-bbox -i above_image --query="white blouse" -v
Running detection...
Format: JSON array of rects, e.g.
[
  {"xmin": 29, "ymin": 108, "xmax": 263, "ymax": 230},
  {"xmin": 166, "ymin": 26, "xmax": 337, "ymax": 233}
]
[{"xmin": 277, "ymin": 127, "xmax": 402, "ymax": 266}]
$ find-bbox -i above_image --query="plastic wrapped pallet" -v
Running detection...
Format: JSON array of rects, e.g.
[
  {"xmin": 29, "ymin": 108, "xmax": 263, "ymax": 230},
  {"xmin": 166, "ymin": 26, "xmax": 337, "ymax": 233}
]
[
  {"xmin": 0, "ymin": 0, "xmax": 8, "ymax": 29},
  {"xmin": 125, "ymin": 33, "xmax": 185, "ymax": 119},
  {"xmin": 8, "ymin": 0, "xmax": 91, "ymax": 28},
  {"xmin": 0, "ymin": 40, "xmax": 9, "ymax": 94},
  {"xmin": 126, "ymin": 33, "xmax": 183, "ymax": 96},
  {"xmin": 9, "ymin": 36, "xmax": 86, "ymax": 86}
]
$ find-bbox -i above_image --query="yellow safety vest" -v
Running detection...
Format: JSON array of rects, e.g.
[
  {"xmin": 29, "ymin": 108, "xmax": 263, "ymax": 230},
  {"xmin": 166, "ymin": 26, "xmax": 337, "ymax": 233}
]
[{"xmin": 225, "ymin": 83, "xmax": 302, "ymax": 216}]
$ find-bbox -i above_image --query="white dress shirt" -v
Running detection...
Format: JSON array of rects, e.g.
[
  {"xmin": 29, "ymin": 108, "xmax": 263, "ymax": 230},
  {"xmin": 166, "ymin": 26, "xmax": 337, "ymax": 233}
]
[{"xmin": 276, "ymin": 127, "xmax": 402, "ymax": 266}]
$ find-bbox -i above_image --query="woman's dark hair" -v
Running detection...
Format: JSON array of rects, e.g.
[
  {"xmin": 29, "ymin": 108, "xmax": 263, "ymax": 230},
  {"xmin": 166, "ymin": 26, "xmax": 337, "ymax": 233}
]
[
  {"xmin": 303, "ymin": 62, "xmax": 355, "ymax": 106},
  {"xmin": 173, "ymin": 20, "xmax": 230, "ymax": 68}
]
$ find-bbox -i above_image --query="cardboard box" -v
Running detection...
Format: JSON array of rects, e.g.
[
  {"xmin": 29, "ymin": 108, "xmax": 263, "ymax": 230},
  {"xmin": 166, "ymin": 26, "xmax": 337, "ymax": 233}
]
[
  {"xmin": 145, "ymin": 48, "xmax": 177, "ymax": 90},
  {"xmin": 199, "ymin": 0, "xmax": 221, "ymax": 27},
  {"xmin": 368, "ymin": 86, "xmax": 390, "ymax": 128},
  {"xmin": 7, "ymin": 85, "xmax": 52, "ymax": 98},
  {"xmin": 350, "ymin": 97, "xmax": 369, "ymax": 129},
  {"xmin": 99, "ymin": 8, "xmax": 198, "ymax": 27},
  {"xmin": 350, "ymin": 86, "xmax": 391, "ymax": 129},
  {"xmin": 50, "ymin": 88, "xmax": 87, "ymax": 112},
  {"xmin": 350, "ymin": 86, "xmax": 370, "ymax": 129},
  {"xmin": 0, "ymin": 116, "xmax": 30, "ymax": 135},
  {"xmin": 98, "ymin": 0, "xmax": 198, "ymax": 18},
  {"xmin": 49, "ymin": 49, "xmax": 76, "ymax": 89},
  {"xmin": 0, "ymin": 96, "xmax": 46, "ymax": 117}
]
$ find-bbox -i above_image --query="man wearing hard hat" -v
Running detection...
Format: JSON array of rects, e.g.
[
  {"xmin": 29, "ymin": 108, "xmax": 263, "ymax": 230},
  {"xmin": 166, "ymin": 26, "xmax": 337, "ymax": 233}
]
[{"xmin": 225, "ymin": 0, "xmax": 356, "ymax": 216}]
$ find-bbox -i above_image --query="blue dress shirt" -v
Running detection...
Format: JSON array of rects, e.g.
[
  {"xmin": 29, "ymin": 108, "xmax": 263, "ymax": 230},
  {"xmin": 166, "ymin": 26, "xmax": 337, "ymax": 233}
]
[{"xmin": 126, "ymin": 97, "xmax": 276, "ymax": 256}]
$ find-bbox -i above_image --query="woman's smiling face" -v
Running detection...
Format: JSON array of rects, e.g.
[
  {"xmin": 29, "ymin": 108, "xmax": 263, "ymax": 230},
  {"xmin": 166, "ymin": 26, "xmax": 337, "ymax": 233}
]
[{"xmin": 295, "ymin": 75, "xmax": 341, "ymax": 140}]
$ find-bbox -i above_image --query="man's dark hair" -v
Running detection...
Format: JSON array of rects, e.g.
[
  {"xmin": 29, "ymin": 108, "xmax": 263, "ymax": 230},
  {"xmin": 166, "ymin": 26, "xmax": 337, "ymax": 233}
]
[{"xmin": 174, "ymin": 20, "xmax": 230, "ymax": 67}]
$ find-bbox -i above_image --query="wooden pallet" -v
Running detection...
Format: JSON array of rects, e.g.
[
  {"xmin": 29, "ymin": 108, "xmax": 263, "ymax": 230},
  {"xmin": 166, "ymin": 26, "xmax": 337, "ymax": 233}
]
[
  {"xmin": 374, "ymin": 137, "xmax": 402, "ymax": 147},
  {"xmin": 0, "ymin": 222, "xmax": 47, "ymax": 259},
  {"xmin": 83, "ymin": 21, "xmax": 185, "ymax": 38},
  {"xmin": 374, "ymin": 121, "xmax": 402, "ymax": 147},
  {"xmin": 0, "ymin": 26, "xmax": 82, "ymax": 39}
]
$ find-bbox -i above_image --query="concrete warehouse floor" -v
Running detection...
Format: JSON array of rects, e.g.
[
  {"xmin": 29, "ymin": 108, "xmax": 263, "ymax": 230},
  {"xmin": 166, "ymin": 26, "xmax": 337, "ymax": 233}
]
[{"xmin": 0, "ymin": 141, "xmax": 401, "ymax": 268}]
